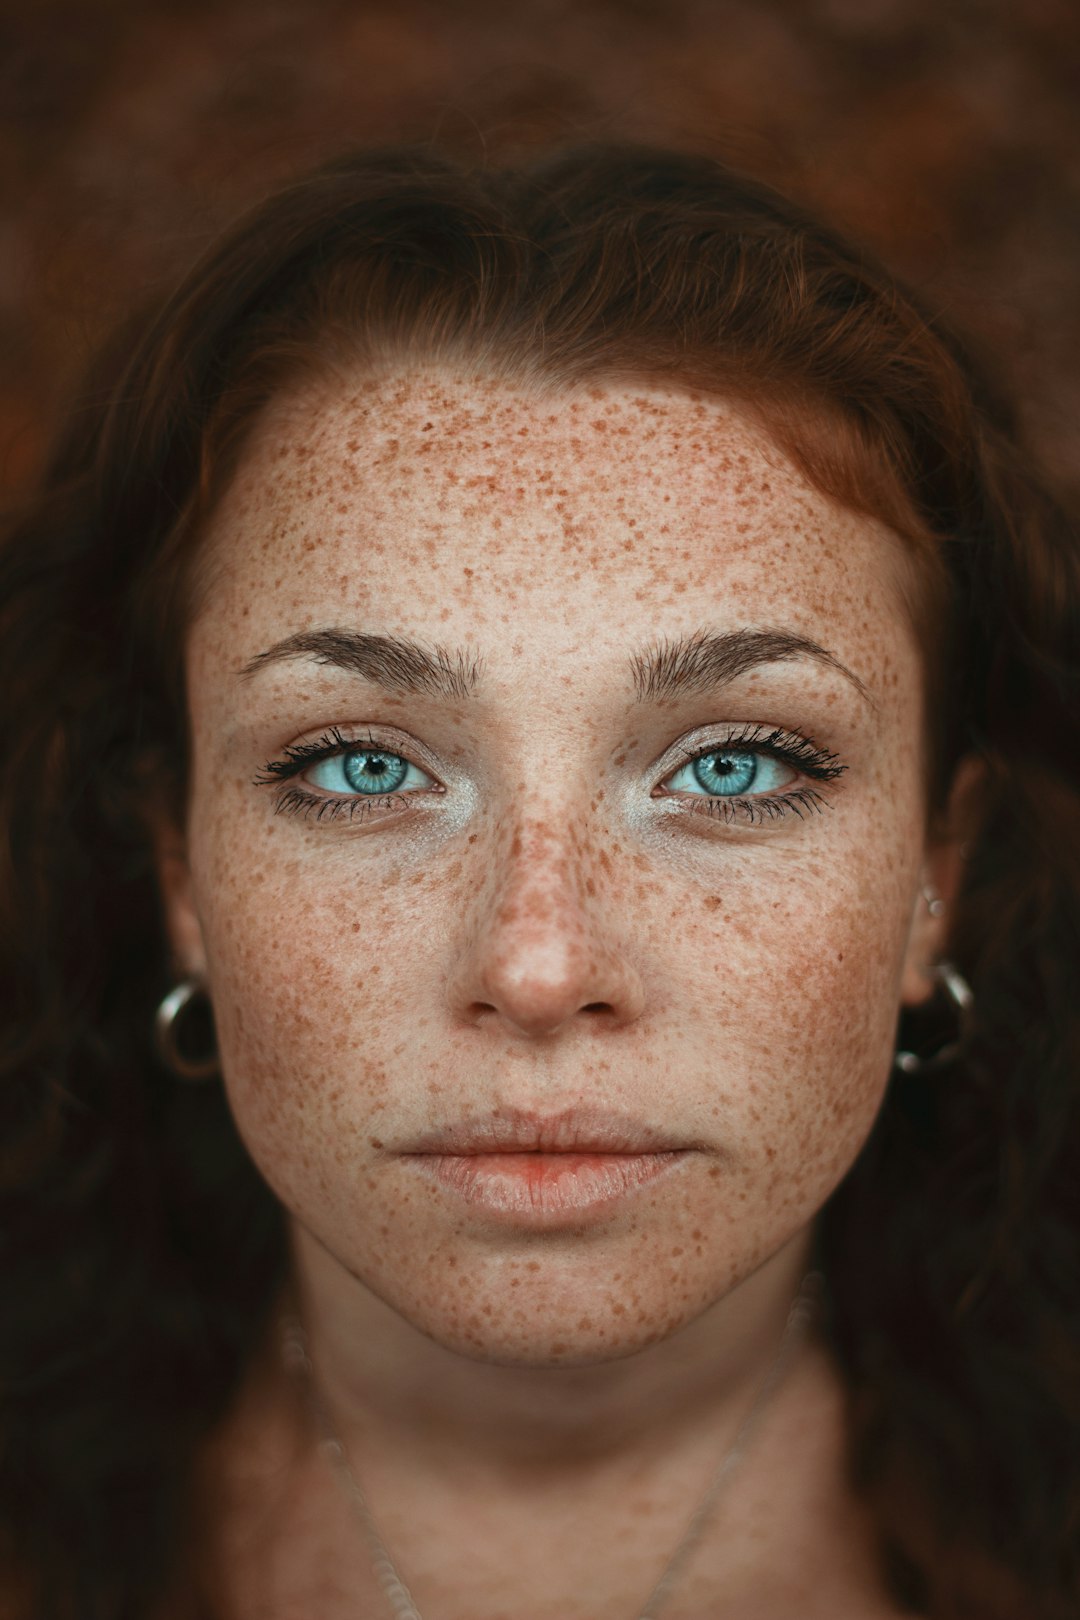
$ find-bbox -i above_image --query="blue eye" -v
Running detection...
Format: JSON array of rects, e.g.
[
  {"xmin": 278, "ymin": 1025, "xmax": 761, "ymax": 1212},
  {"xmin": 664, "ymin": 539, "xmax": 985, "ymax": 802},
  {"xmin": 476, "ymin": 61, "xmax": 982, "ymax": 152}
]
[
  {"xmin": 306, "ymin": 747, "xmax": 431, "ymax": 797},
  {"xmin": 252, "ymin": 726, "xmax": 438, "ymax": 823},
  {"xmin": 662, "ymin": 748, "xmax": 796, "ymax": 799},
  {"xmin": 254, "ymin": 722, "xmax": 846, "ymax": 829}
]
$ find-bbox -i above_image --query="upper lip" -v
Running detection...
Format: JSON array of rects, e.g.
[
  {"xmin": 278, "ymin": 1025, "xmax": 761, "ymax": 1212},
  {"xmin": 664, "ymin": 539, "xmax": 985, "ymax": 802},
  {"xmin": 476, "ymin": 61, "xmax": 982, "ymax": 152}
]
[{"xmin": 403, "ymin": 1105, "xmax": 692, "ymax": 1156}]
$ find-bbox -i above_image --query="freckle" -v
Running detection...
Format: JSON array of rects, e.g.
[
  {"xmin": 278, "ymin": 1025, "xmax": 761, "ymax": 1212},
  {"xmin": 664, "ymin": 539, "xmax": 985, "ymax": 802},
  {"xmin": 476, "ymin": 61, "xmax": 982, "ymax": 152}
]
[
  {"xmin": 369, "ymin": 1137, "xmax": 384, "ymax": 1149},
  {"xmin": 703, "ymin": 895, "xmax": 723, "ymax": 910}
]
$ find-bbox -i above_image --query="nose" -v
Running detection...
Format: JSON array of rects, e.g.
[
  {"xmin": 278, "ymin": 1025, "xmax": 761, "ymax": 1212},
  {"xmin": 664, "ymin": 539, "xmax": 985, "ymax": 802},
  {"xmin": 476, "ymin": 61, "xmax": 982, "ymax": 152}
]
[{"xmin": 446, "ymin": 814, "xmax": 646, "ymax": 1040}]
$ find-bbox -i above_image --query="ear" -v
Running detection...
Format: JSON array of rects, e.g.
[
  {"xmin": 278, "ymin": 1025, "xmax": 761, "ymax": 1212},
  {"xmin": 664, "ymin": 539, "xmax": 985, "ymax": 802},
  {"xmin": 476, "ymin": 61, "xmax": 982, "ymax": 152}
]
[
  {"xmin": 899, "ymin": 752, "xmax": 986, "ymax": 1007},
  {"xmin": 149, "ymin": 804, "xmax": 209, "ymax": 983}
]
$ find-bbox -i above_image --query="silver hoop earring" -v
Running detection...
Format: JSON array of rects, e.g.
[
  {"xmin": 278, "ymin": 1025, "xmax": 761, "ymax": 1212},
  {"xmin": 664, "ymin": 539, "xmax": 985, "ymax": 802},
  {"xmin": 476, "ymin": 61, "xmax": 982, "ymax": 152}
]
[
  {"xmin": 894, "ymin": 959, "xmax": 975, "ymax": 1074},
  {"xmin": 154, "ymin": 978, "xmax": 220, "ymax": 1082}
]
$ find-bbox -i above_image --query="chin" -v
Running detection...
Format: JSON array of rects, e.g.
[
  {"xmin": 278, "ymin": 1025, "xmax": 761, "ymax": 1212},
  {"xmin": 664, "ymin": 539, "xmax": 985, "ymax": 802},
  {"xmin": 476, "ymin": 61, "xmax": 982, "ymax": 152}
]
[{"xmin": 384, "ymin": 1263, "xmax": 719, "ymax": 1369}]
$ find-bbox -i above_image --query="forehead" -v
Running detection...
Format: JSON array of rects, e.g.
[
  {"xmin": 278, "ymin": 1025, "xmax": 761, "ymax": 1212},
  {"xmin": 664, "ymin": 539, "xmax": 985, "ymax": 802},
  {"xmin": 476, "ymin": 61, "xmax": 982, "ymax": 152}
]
[{"xmin": 195, "ymin": 367, "xmax": 918, "ymax": 674}]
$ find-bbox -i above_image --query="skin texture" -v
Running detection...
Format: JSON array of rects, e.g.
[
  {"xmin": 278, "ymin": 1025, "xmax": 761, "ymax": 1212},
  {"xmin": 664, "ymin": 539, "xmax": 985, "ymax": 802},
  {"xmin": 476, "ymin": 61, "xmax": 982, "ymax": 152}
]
[{"xmin": 157, "ymin": 369, "xmax": 976, "ymax": 1618}]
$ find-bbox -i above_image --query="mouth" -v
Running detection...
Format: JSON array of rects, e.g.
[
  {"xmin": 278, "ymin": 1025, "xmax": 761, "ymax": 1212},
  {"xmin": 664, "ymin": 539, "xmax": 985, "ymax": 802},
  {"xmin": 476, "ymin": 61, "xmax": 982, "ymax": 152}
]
[
  {"xmin": 399, "ymin": 1105, "xmax": 699, "ymax": 1224},
  {"xmin": 402, "ymin": 1103, "xmax": 695, "ymax": 1157}
]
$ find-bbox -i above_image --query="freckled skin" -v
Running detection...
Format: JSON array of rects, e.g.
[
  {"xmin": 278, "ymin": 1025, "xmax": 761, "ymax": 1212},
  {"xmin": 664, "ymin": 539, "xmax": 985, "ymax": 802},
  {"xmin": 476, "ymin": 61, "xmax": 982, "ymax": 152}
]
[{"xmin": 162, "ymin": 368, "xmax": 967, "ymax": 1618}]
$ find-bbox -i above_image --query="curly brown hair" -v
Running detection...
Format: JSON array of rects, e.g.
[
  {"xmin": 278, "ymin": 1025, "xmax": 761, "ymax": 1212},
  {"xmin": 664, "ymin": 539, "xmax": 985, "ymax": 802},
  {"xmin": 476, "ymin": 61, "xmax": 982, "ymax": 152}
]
[{"xmin": 1, "ymin": 143, "xmax": 1077, "ymax": 1619}]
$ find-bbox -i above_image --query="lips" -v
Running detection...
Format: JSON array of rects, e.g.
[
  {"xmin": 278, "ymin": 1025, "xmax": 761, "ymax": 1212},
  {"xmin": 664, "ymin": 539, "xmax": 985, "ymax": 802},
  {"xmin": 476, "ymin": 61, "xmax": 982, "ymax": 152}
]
[
  {"xmin": 411, "ymin": 1147, "xmax": 689, "ymax": 1219},
  {"xmin": 402, "ymin": 1104, "xmax": 694, "ymax": 1157}
]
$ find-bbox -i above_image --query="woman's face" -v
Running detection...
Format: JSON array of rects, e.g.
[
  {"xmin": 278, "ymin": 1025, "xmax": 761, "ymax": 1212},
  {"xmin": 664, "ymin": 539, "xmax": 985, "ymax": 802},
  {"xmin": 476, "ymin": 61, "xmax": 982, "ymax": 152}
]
[{"xmin": 165, "ymin": 368, "xmax": 948, "ymax": 1366}]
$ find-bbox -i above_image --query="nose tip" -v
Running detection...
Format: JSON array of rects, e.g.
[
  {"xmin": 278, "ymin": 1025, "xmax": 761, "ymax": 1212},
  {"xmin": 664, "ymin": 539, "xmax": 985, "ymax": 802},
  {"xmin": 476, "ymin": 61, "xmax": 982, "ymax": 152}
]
[
  {"xmin": 447, "ymin": 822, "xmax": 646, "ymax": 1039},
  {"xmin": 470, "ymin": 932, "xmax": 633, "ymax": 1038}
]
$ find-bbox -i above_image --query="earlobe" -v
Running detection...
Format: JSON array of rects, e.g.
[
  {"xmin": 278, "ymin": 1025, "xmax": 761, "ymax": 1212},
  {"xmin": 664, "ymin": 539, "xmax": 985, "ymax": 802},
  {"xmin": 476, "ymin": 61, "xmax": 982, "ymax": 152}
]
[
  {"xmin": 151, "ymin": 820, "xmax": 208, "ymax": 982},
  {"xmin": 899, "ymin": 874, "xmax": 952, "ymax": 1007},
  {"xmin": 899, "ymin": 752, "xmax": 987, "ymax": 1008}
]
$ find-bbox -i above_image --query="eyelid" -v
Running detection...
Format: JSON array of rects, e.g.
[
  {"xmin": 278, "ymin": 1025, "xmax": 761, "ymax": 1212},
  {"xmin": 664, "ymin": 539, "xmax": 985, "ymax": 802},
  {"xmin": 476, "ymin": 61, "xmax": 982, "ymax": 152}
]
[
  {"xmin": 253, "ymin": 723, "xmax": 446, "ymax": 789},
  {"xmin": 255, "ymin": 720, "xmax": 843, "ymax": 788},
  {"xmin": 659, "ymin": 748, "xmax": 797, "ymax": 797},
  {"xmin": 650, "ymin": 721, "xmax": 846, "ymax": 788},
  {"xmin": 253, "ymin": 719, "xmax": 846, "ymax": 829}
]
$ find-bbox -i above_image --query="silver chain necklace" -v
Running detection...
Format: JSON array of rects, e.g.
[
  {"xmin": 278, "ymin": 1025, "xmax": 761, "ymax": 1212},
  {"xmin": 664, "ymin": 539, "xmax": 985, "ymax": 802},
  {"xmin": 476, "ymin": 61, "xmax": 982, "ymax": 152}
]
[{"xmin": 279, "ymin": 1268, "xmax": 824, "ymax": 1620}]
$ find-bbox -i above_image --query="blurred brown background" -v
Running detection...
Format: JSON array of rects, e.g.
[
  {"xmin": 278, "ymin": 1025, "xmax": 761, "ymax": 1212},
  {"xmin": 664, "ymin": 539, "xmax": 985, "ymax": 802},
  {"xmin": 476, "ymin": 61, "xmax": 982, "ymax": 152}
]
[{"xmin": 2, "ymin": 0, "xmax": 1078, "ymax": 497}]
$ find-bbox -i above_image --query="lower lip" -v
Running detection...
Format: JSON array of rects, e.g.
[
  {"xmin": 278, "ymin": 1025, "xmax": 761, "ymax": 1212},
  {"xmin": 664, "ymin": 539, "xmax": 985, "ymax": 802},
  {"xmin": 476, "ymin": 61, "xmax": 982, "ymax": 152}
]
[{"xmin": 404, "ymin": 1151, "xmax": 690, "ymax": 1221}]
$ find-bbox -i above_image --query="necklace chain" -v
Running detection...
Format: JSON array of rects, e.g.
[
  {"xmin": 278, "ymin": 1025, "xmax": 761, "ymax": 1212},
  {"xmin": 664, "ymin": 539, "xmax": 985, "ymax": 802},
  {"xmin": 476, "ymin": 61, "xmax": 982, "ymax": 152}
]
[{"xmin": 279, "ymin": 1268, "xmax": 825, "ymax": 1620}]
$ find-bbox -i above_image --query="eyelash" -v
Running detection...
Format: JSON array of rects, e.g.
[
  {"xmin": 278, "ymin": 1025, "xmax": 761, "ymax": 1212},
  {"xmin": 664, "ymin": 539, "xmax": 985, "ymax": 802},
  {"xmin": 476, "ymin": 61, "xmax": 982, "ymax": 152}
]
[
  {"xmin": 661, "ymin": 723, "xmax": 846, "ymax": 825},
  {"xmin": 253, "ymin": 722, "xmax": 847, "ymax": 828}
]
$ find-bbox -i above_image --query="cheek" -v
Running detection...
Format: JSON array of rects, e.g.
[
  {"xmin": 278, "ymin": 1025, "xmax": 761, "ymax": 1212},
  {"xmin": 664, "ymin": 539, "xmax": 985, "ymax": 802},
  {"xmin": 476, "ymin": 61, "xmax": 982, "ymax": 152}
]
[
  {"xmin": 674, "ymin": 860, "xmax": 913, "ymax": 1196},
  {"xmin": 187, "ymin": 812, "xmax": 449, "ymax": 1203}
]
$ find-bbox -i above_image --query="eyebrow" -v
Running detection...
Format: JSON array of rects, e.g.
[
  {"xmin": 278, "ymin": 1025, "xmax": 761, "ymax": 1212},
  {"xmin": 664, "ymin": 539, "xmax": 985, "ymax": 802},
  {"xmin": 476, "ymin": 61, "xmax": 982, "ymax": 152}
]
[
  {"xmin": 630, "ymin": 626, "xmax": 876, "ymax": 709},
  {"xmin": 237, "ymin": 625, "xmax": 875, "ymax": 710},
  {"xmin": 238, "ymin": 629, "xmax": 483, "ymax": 700}
]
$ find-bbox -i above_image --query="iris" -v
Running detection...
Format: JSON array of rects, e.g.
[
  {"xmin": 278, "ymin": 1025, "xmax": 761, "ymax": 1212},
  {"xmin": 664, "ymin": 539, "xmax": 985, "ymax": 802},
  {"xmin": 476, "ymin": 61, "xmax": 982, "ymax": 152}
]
[
  {"xmin": 671, "ymin": 749, "xmax": 791, "ymax": 798},
  {"xmin": 341, "ymin": 750, "xmax": 410, "ymax": 795}
]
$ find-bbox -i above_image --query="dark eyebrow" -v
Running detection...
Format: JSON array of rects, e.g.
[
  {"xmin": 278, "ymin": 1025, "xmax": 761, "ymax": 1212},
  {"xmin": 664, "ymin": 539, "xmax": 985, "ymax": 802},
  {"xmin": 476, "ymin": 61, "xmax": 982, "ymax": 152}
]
[
  {"xmin": 238, "ymin": 624, "xmax": 875, "ymax": 710},
  {"xmin": 630, "ymin": 626, "xmax": 876, "ymax": 710},
  {"xmin": 237, "ymin": 629, "xmax": 483, "ymax": 700}
]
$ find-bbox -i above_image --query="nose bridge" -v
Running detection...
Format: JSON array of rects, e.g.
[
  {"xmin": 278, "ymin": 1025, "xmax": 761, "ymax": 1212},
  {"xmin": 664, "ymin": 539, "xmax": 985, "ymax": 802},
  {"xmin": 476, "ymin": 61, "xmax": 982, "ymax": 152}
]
[
  {"xmin": 479, "ymin": 807, "xmax": 601, "ymax": 997},
  {"xmin": 497, "ymin": 811, "xmax": 591, "ymax": 933},
  {"xmin": 450, "ymin": 796, "xmax": 644, "ymax": 1038}
]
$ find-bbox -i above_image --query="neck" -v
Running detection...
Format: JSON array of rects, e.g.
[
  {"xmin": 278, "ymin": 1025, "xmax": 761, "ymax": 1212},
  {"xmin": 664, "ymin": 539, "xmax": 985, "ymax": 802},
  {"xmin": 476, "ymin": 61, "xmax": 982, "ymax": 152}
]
[
  {"xmin": 197, "ymin": 1228, "xmax": 903, "ymax": 1620},
  {"xmin": 275, "ymin": 1222, "xmax": 818, "ymax": 1482}
]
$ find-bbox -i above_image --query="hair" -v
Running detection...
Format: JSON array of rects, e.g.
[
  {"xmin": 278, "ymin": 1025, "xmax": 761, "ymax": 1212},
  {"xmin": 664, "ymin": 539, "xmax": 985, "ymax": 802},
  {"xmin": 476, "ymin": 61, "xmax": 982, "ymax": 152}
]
[{"xmin": 1, "ymin": 141, "xmax": 1078, "ymax": 1620}]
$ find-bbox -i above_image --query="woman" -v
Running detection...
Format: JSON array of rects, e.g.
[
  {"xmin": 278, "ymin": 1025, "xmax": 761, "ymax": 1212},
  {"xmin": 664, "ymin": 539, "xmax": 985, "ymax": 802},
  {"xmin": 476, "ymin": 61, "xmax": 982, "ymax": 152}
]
[{"xmin": 1, "ymin": 143, "xmax": 1077, "ymax": 1620}]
